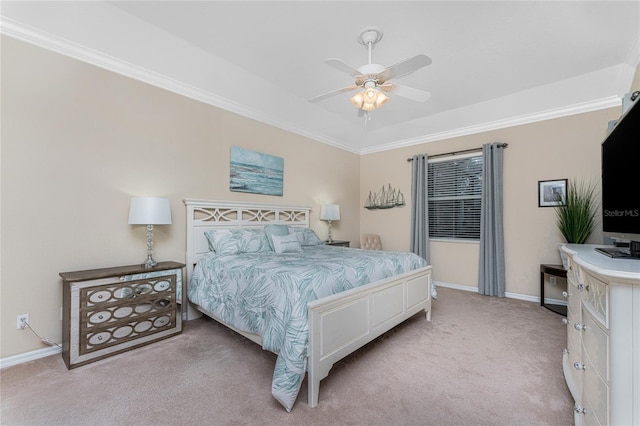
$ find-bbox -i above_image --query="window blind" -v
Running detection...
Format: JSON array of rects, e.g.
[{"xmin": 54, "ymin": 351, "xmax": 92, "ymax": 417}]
[{"xmin": 428, "ymin": 154, "xmax": 483, "ymax": 240}]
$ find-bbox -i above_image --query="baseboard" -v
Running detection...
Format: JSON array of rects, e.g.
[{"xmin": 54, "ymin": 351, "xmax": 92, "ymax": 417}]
[
  {"xmin": 0, "ymin": 346, "xmax": 61, "ymax": 369},
  {"xmin": 434, "ymin": 281, "xmax": 556, "ymax": 304},
  {"xmin": 434, "ymin": 280, "xmax": 478, "ymax": 293},
  {"xmin": 1, "ymin": 283, "xmax": 556, "ymax": 369}
]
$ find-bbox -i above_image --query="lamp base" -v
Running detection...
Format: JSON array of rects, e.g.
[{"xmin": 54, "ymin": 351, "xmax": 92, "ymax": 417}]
[
  {"xmin": 142, "ymin": 224, "xmax": 158, "ymax": 268},
  {"xmin": 327, "ymin": 220, "xmax": 334, "ymax": 243},
  {"xmin": 142, "ymin": 258, "xmax": 158, "ymax": 269}
]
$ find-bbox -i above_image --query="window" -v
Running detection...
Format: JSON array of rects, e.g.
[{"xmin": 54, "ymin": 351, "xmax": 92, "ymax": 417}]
[{"xmin": 428, "ymin": 153, "xmax": 483, "ymax": 241}]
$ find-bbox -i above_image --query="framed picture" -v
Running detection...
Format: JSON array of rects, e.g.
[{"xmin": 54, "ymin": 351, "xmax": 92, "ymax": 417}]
[
  {"xmin": 538, "ymin": 179, "xmax": 567, "ymax": 207},
  {"xmin": 230, "ymin": 146, "xmax": 284, "ymax": 196}
]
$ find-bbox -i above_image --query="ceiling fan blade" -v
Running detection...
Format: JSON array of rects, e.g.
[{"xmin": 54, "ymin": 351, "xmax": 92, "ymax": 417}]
[
  {"xmin": 384, "ymin": 83, "xmax": 431, "ymax": 102},
  {"xmin": 308, "ymin": 85, "xmax": 358, "ymax": 103},
  {"xmin": 378, "ymin": 54, "xmax": 432, "ymax": 82},
  {"xmin": 323, "ymin": 58, "xmax": 361, "ymax": 77}
]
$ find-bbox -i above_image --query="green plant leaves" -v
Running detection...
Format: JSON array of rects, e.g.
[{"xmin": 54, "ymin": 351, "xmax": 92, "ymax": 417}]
[{"xmin": 555, "ymin": 180, "xmax": 599, "ymax": 244}]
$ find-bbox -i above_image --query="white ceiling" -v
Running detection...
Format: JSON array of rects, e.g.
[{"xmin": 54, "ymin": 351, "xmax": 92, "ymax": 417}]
[{"xmin": 2, "ymin": 1, "xmax": 639, "ymax": 154}]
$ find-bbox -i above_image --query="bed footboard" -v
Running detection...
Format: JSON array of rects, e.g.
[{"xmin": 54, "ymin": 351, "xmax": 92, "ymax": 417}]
[{"xmin": 306, "ymin": 266, "xmax": 432, "ymax": 407}]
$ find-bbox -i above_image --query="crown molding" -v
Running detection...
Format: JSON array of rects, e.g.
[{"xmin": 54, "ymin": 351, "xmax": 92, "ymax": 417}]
[
  {"xmin": 0, "ymin": 17, "xmax": 358, "ymax": 154},
  {"xmin": 0, "ymin": 17, "xmax": 626, "ymax": 157},
  {"xmin": 360, "ymin": 96, "xmax": 622, "ymax": 155}
]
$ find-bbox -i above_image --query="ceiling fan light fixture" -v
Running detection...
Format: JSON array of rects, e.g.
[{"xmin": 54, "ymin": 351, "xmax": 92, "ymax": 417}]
[
  {"xmin": 309, "ymin": 26, "xmax": 432, "ymax": 115},
  {"xmin": 350, "ymin": 91, "xmax": 365, "ymax": 108},
  {"xmin": 375, "ymin": 92, "xmax": 389, "ymax": 108},
  {"xmin": 351, "ymin": 88, "xmax": 388, "ymax": 111},
  {"xmin": 361, "ymin": 101, "xmax": 376, "ymax": 111},
  {"xmin": 364, "ymin": 87, "xmax": 377, "ymax": 102}
]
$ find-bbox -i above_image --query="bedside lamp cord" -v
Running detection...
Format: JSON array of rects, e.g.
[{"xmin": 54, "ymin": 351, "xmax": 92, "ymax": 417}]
[{"xmin": 21, "ymin": 319, "xmax": 62, "ymax": 349}]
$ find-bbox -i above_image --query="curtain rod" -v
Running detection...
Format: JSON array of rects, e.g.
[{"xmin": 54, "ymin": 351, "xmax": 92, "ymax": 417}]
[{"xmin": 405, "ymin": 143, "xmax": 508, "ymax": 162}]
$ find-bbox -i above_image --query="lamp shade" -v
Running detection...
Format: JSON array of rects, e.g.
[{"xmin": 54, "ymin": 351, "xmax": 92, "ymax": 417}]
[
  {"xmin": 320, "ymin": 204, "xmax": 340, "ymax": 221},
  {"xmin": 128, "ymin": 197, "xmax": 172, "ymax": 225}
]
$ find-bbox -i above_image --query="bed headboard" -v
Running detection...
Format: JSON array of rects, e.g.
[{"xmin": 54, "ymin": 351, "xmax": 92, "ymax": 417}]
[{"xmin": 183, "ymin": 198, "xmax": 311, "ymax": 286}]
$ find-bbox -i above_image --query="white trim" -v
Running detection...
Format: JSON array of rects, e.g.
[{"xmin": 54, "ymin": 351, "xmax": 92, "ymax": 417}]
[
  {"xmin": 434, "ymin": 280, "xmax": 561, "ymax": 305},
  {"xmin": 434, "ymin": 281, "xmax": 478, "ymax": 293},
  {"xmin": 0, "ymin": 17, "xmax": 359, "ymax": 155},
  {"xmin": 361, "ymin": 97, "xmax": 621, "ymax": 154},
  {"xmin": 0, "ymin": 346, "xmax": 61, "ymax": 369},
  {"xmin": 0, "ymin": 17, "xmax": 624, "ymax": 156}
]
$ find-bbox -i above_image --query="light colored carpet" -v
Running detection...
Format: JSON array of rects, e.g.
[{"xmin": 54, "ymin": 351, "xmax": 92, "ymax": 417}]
[{"xmin": 0, "ymin": 288, "xmax": 573, "ymax": 425}]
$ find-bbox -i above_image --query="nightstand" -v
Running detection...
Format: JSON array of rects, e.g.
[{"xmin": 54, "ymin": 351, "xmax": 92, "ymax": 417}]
[
  {"xmin": 60, "ymin": 261, "xmax": 185, "ymax": 369},
  {"xmin": 326, "ymin": 240, "xmax": 350, "ymax": 247}
]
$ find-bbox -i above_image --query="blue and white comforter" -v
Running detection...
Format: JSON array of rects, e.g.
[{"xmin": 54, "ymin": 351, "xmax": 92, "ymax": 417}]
[{"xmin": 188, "ymin": 245, "xmax": 427, "ymax": 411}]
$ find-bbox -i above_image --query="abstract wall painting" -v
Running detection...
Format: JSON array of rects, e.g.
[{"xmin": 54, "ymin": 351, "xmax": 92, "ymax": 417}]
[{"xmin": 230, "ymin": 146, "xmax": 284, "ymax": 196}]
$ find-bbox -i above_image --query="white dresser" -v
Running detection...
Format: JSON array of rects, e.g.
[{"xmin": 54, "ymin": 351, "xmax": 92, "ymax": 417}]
[{"xmin": 561, "ymin": 244, "xmax": 640, "ymax": 426}]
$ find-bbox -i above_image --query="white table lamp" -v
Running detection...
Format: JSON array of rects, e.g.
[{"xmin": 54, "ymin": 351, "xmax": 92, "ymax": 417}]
[
  {"xmin": 320, "ymin": 204, "xmax": 340, "ymax": 243},
  {"xmin": 128, "ymin": 197, "xmax": 172, "ymax": 268}
]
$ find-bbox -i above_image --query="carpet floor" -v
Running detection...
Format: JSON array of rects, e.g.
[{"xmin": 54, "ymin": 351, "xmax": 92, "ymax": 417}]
[{"xmin": 0, "ymin": 287, "xmax": 573, "ymax": 425}]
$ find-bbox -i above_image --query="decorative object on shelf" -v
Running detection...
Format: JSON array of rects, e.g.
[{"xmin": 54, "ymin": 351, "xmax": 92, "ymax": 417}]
[
  {"xmin": 230, "ymin": 146, "xmax": 284, "ymax": 196},
  {"xmin": 320, "ymin": 204, "xmax": 340, "ymax": 243},
  {"xmin": 128, "ymin": 197, "xmax": 172, "ymax": 268},
  {"xmin": 538, "ymin": 179, "xmax": 567, "ymax": 207},
  {"xmin": 364, "ymin": 184, "xmax": 405, "ymax": 209},
  {"xmin": 554, "ymin": 179, "xmax": 598, "ymax": 244}
]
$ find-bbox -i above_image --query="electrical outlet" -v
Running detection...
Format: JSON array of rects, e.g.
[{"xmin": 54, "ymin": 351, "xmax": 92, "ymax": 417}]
[
  {"xmin": 16, "ymin": 314, "xmax": 29, "ymax": 330},
  {"xmin": 550, "ymin": 276, "xmax": 557, "ymax": 286}
]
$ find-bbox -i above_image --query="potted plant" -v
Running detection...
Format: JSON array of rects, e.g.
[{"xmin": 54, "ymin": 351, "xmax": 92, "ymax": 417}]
[{"xmin": 555, "ymin": 179, "xmax": 598, "ymax": 267}]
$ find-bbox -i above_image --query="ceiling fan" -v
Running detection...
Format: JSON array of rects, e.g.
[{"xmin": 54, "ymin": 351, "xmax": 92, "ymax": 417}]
[{"xmin": 308, "ymin": 26, "xmax": 432, "ymax": 117}]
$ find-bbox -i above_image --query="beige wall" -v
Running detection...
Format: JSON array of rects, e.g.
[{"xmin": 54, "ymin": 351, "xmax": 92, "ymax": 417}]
[
  {"xmin": 360, "ymin": 108, "xmax": 621, "ymax": 296},
  {"xmin": 0, "ymin": 37, "xmax": 360, "ymax": 358},
  {"xmin": 2, "ymin": 35, "xmax": 637, "ymax": 360}
]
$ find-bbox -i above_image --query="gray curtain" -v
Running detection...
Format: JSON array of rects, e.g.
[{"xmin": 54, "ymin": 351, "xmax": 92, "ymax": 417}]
[
  {"xmin": 410, "ymin": 154, "xmax": 429, "ymax": 262},
  {"xmin": 479, "ymin": 143, "xmax": 506, "ymax": 297}
]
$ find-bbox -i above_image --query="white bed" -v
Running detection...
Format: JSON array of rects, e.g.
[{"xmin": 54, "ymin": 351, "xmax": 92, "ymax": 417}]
[{"xmin": 183, "ymin": 199, "xmax": 432, "ymax": 410}]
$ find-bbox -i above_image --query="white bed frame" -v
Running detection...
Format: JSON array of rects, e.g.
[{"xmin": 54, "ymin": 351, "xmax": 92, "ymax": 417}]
[{"xmin": 183, "ymin": 199, "xmax": 432, "ymax": 408}]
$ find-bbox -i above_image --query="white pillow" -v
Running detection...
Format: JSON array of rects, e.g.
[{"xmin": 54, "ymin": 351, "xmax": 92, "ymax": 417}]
[{"xmin": 271, "ymin": 233, "xmax": 303, "ymax": 254}]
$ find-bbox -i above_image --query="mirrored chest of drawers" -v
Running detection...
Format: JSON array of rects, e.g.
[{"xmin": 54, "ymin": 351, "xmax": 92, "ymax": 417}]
[{"xmin": 60, "ymin": 261, "xmax": 185, "ymax": 369}]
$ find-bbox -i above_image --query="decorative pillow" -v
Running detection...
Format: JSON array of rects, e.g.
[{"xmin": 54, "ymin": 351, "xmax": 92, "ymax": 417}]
[
  {"xmin": 238, "ymin": 229, "xmax": 271, "ymax": 253},
  {"xmin": 204, "ymin": 229, "xmax": 242, "ymax": 254},
  {"xmin": 264, "ymin": 224, "xmax": 290, "ymax": 250},
  {"xmin": 271, "ymin": 233, "xmax": 303, "ymax": 254},
  {"xmin": 288, "ymin": 227, "xmax": 323, "ymax": 246}
]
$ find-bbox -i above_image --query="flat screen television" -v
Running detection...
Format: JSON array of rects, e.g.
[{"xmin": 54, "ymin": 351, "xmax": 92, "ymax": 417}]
[{"xmin": 600, "ymin": 91, "xmax": 640, "ymax": 258}]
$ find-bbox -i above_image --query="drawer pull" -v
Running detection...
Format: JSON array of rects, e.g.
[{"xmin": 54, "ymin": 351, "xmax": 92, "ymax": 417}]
[
  {"xmin": 577, "ymin": 283, "xmax": 590, "ymax": 292},
  {"xmin": 562, "ymin": 318, "xmax": 568, "ymax": 325},
  {"xmin": 574, "ymin": 322, "xmax": 586, "ymax": 332},
  {"xmin": 562, "ymin": 291, "xmax": 569, "ymax": 298},
  {"xmin": 574, "ymin": 362, "xmax": 586, "ymax": 371}
]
